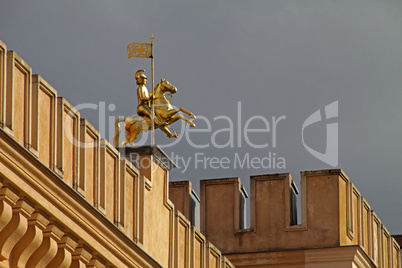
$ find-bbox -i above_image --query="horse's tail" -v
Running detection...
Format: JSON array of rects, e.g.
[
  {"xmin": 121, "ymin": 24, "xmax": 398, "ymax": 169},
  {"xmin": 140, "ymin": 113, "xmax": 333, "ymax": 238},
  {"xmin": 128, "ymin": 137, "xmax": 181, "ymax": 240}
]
[{"xmin": 113, "ymin": 118, "xmax": 125, "ymax": 147}]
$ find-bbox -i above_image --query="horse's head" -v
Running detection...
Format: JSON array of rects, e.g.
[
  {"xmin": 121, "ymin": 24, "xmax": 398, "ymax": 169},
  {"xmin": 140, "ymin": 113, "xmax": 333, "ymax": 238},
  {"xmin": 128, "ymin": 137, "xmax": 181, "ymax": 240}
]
[{"xmin": 158, "ymin": 78, "xmax": 177, "ymax": 94}]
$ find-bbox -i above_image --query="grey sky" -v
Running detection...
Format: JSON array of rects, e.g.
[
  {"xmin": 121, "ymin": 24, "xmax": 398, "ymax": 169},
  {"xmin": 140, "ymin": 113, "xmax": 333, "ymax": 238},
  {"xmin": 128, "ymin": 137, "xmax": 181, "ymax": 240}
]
[{"xmin": 1, "ymin": 0, "xmax": 402, "ymax": 233}]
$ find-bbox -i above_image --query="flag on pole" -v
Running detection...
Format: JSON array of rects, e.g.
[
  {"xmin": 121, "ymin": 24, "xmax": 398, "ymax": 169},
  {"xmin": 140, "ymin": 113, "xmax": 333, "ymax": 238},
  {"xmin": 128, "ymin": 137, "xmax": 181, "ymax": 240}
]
[
  {"xmin": 127, "ymin": 42, "xmax": 152, "ymax": 58},
  {"xmin": 127, "ymin": 35, "xmax": 156, "ymax": 145}
]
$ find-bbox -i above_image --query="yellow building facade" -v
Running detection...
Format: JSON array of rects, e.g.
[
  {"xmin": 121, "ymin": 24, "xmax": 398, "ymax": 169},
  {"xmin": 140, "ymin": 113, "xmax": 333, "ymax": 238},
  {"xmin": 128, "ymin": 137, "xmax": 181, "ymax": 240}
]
[{"xmin": 0, "ymin": 40, "xmax": 400, "ymax": 267}]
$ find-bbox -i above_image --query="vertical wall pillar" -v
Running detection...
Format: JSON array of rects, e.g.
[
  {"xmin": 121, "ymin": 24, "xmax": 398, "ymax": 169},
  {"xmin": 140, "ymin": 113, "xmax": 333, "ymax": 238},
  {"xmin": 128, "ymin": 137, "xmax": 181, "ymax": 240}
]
[
  {"xmin": 31, "ymin": 75, "xmax": 57, "ymax": 170},
  {"xmin": 56, "ymin": 97, "xmax": 80, "ymax": 186},
  {"xmin": 200, "ymin": 177, "xmax": 243, "ymax": 252},
  {"xmin": 118, "ymin": 145, "xmax": 176, "ymax": 268},
  {"xmin": 0, "ymin": 41, "xmax": 7, "ymax": 127},
  {"xmin": 169, "ymin": 181, "xmax": 192, "ymax": 221},
  {"xmin": 99, "ymin": 139, "xmax": 120, "ymax": 224},
  {"xmin": 79, "ymin": 119, "xmax": 100, "ymax": 204},
  {"xmin": 170, "ymin": 181, "xmax": 201, "ymax": 230},
  {"xmin": 5, "ymin": 51, "xmax": 33, "ymax": 153}
]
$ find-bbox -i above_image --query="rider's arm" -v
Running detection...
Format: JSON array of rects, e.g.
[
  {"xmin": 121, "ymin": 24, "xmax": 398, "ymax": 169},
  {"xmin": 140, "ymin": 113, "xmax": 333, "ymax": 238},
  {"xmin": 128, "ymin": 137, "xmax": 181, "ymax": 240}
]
[{"xmin": 141, "ymin": 93, "xmax": 152, "ymax": 102}]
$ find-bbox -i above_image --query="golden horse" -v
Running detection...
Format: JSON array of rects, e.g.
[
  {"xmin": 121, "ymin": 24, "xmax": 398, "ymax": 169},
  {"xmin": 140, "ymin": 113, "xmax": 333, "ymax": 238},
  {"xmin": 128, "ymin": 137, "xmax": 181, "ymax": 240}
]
[{"xmin": 113, "ymin": 78, "xmax": 196, "ymax": 147}]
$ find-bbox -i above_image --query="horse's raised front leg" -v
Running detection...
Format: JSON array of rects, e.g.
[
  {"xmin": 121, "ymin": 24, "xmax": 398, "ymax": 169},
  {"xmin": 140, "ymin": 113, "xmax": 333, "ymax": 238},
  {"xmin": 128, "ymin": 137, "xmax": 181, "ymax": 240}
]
[
  {"xmin": 177, "ymin": 107, "xmax": 196, "ymax": 119},
  {"xmin": 168, "ymin": 115, "xmax": 195, "ymax": 127},
  {"xmin": 159, "ymin": 116, "xmax": 181, "ymax": 138},
  {"xmin": 159, "ymin": 125, "xmax": 179, "ymax": 138}
]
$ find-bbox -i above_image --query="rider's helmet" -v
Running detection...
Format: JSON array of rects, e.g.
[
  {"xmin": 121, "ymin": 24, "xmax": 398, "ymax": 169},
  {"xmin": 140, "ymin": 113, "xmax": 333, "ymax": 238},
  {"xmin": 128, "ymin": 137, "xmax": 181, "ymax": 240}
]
[{"xmin": 135, "ymin": 69, "xmax": 147, "ymax": 84}]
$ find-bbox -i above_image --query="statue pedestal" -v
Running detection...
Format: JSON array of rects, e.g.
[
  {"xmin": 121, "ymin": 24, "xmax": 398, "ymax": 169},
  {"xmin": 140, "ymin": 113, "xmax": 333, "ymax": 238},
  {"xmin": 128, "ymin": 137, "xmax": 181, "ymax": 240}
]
[{"xmin": 117, "ymin": 145, "xmax": 176, "ymax": 183}]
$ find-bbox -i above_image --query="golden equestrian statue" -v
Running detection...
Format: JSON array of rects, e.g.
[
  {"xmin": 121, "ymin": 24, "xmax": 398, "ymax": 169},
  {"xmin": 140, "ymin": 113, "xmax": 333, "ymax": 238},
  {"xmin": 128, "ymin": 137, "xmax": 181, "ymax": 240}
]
[{"xmin": 113, "ymin": 69, "xmax": 196, "ymax": 147}]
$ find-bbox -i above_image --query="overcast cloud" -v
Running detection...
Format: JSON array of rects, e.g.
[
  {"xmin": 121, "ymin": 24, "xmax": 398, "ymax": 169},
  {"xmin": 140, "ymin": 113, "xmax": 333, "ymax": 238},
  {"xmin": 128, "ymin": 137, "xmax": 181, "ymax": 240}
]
[{"xmin": 1, "ymin": 0, "xmax": 402, "ymax": 233}]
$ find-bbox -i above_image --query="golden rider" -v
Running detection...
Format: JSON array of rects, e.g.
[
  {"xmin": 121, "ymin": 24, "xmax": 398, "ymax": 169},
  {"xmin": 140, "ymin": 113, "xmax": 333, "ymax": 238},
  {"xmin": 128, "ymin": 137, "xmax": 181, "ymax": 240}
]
[{"xmin": 135, "ymin": 69, "xmax": 162, "ymax": 125}]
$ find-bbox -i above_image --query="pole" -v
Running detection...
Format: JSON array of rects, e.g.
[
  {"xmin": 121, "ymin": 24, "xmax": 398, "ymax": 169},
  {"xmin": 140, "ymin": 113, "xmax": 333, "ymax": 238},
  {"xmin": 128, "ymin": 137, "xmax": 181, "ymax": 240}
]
[{"xmin": 151, "ymin": 35, "xmax": 155, "ymax": 146}]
